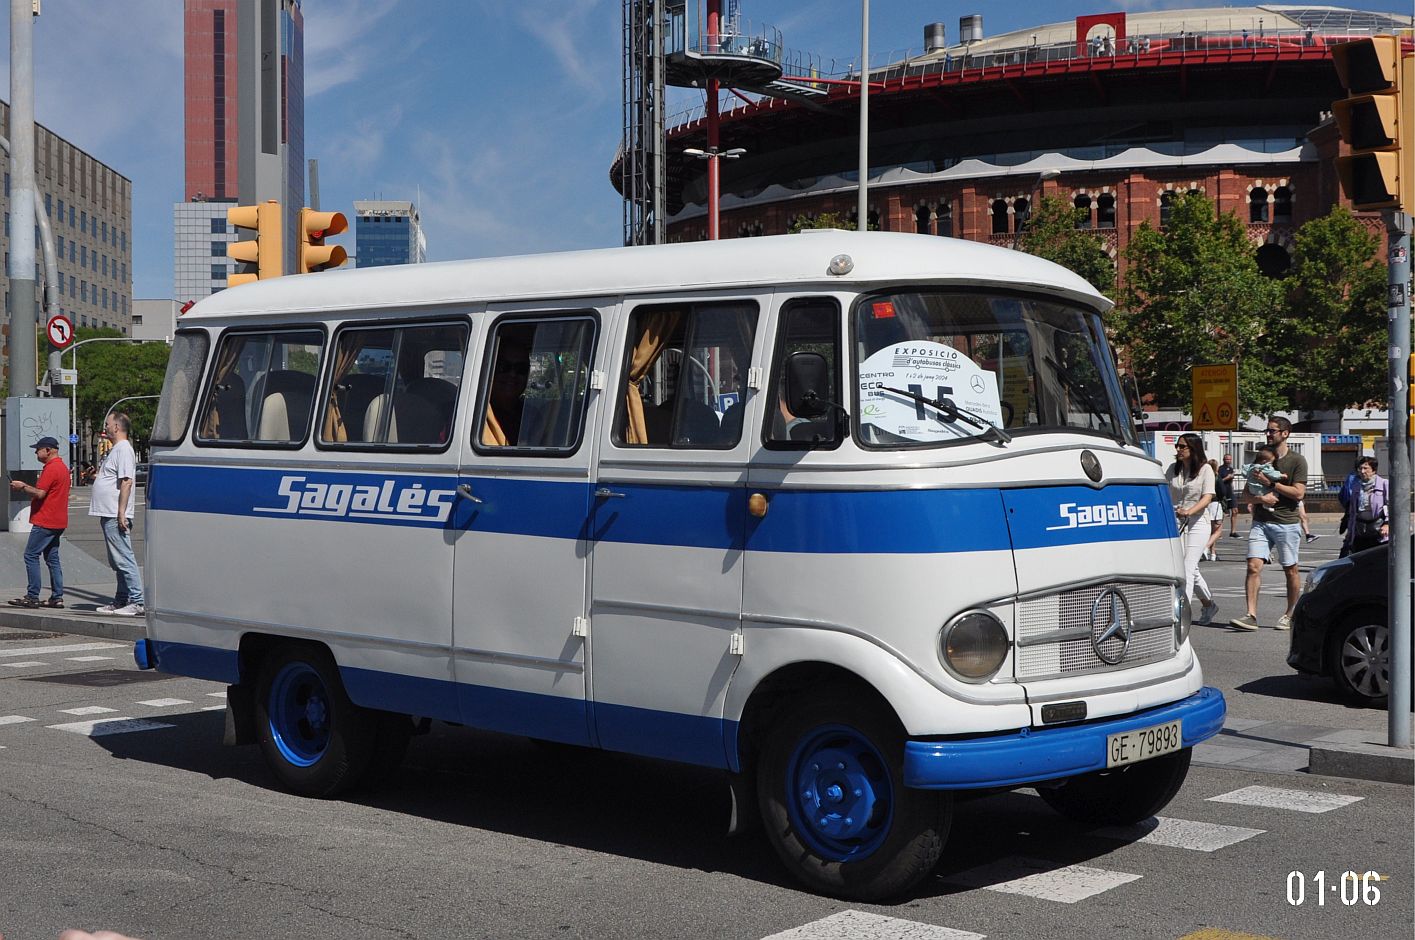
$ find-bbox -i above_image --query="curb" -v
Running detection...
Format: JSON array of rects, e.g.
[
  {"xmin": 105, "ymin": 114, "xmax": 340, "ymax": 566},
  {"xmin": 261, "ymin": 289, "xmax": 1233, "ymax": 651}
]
[
  {"xmin": 1309, "ymin": 740, "xmax": 1415, "ymax": 786},
  {"xmin": 0, "ymin": 607, "xmax": 145, "ymax": 643}
]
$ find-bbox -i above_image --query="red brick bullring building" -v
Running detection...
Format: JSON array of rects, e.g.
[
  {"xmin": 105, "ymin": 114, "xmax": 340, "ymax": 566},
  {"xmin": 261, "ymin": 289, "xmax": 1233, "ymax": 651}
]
[{"xmin": 647, "ymin": 6, "xmax": 1412, "ymax": 278}]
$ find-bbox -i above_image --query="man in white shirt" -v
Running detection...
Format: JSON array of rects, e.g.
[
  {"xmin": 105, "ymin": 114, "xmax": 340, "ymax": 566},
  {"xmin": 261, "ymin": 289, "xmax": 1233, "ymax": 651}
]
[{"xmin": 89, "ymin": 412, "xmax": 144, "ymax": 616}]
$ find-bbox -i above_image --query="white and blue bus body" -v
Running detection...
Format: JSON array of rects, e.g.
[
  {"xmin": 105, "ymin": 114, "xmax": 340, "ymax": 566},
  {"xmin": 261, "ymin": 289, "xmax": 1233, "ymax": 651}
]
[{"xmin": 137, "ymin": 231, "xmax": 1223, "ymax": 900}]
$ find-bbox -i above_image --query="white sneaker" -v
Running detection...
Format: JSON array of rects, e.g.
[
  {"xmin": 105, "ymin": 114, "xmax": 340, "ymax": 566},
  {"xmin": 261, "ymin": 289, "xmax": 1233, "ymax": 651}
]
[
  {"xmin": 112, "ymin": 603, "xmax": 145, "ymax": 617},
  {"xmin": 1200, "ymin": 601, "xmax": 1220, "ymax": 624},
  {"xmin": 95, "ymin": 603, "xmax": 119, "ymax": 614},
  {"xmin": 1275, "ymin": 613, "xmax": 1292, "ymax": 631}
]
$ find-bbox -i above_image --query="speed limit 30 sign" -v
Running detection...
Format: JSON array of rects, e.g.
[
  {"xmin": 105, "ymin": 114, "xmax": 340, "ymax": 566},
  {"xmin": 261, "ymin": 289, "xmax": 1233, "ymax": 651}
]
[{"xmin": 46, "ymin": 314, "xmax": 75, "ymax": 348}]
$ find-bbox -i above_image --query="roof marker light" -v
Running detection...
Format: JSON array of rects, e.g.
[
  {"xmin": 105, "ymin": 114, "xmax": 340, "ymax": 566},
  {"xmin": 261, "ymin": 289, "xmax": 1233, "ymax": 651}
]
[{"xmin": 828, "ymin": 254, "xmax": 854, "ymax": 276}]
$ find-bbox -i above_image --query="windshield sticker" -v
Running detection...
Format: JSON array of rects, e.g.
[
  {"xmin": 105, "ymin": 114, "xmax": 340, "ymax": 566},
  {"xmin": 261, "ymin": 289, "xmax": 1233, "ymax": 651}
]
[{"xmin": 858, "ymin": 342, "xmax": 1004, "ymax": 441}]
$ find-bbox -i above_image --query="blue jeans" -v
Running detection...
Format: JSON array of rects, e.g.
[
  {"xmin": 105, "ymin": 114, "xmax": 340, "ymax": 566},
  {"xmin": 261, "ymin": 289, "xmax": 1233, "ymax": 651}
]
[
  {"xmin": 99, "ymin": 516, "xmax": 144, "ymax": 606},
  {"xmin": 23, "ymin": 525, "xmax": 64, "ymax": 600}
]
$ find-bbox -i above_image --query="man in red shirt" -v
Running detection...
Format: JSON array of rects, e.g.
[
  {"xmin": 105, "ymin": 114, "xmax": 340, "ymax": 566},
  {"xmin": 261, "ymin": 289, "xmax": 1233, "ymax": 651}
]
[{"xmin": 9, "ymin": 436, "xmax": 70, "ymax": 608}]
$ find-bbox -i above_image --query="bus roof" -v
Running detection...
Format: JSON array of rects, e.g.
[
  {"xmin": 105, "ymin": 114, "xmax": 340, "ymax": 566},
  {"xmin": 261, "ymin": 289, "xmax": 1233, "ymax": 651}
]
[{"xmin": 186, "ymin": 230, "xmax": 1111, "ymax": 321}]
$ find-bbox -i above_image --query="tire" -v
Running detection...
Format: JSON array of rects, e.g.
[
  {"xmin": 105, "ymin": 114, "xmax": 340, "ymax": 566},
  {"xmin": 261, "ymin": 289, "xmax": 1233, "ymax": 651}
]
[
  {"xmin": 756, "ymin": 693, "xmax": 950, "ymax": 901},
  {"xmin": 1038, "ymin": 748, "xmax": 1191, "ymax": 826},
  {"xmin": 254, "ymin": 644, "xmax": 376, "ymax": 797},
  {"xmin": 1330, "ymin": 612, "xmax": 1390, "ymax": 707}
]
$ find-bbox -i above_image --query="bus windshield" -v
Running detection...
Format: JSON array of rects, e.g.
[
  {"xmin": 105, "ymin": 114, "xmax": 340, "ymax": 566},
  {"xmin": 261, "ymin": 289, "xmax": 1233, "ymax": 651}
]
[{"xmin": 853, "ymin": 290, "xmax": 1131, "ymax": 448}]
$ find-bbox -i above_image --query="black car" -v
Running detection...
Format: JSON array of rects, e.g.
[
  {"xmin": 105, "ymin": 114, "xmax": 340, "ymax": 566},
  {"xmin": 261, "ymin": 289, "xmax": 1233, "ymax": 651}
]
[{"xmin": 1288, "ymin": 539, "xmax": 1407, "ymax": 706}]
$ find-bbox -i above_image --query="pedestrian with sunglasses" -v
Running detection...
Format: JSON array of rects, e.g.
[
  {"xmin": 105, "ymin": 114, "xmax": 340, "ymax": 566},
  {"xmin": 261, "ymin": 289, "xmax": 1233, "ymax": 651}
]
[
  {"xmin": 8, "ymin": 437, "xmax": 69, "ymax": 609},
  {"xmin": 1230, "ymin": 416, "xmax": 1307, "ymax": 631},
  {"xmin": 1166, "ymin": 433, "xmax": 1219, "ymax": 625}
]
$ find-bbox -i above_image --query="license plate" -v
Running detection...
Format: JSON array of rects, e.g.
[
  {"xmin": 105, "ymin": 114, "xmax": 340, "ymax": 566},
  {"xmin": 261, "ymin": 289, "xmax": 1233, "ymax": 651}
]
[{"xmin": 1106, "ymin": 719, "xmax": 1183, "ymax": 768}]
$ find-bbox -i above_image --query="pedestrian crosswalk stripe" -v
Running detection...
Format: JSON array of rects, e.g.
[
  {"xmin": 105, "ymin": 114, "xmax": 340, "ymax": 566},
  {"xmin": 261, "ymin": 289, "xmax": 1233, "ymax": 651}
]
[
  {"xmin": 942, "ymin": 857, "xmax": 1141, "ymax": 903},
  {"xmin": 1179, "ymin": 930, "xmax": 1281, "ymax": 939},
  {"xmin": 0, "ymin": 715, "xmax": 35, "ymax": 725},
  {"xmin": 759, "ymin": 910, "xmax": 984, "ymax": 940},
  {"xmin": 201, "ymin": 705, "xmax": 226, "ymax": 711},
  {"xmin": 66, "ymin": 656, "xmax": 114, "ymax": 662},
  {"xmin": 0, "ymin": 661, "xmax": 48, "ymax": 668},
  {"xmin": 0, "ymin": 642, "xmax": 124, "ymax": 659},
  {"xmin": 136, "ymin": 698, "xmax": 192, "ymax": 708},
  {"xmin": 48, "ymin": 717, "xmax": 175, "ymax": 736},
  {"xmin": 59, "ymin": 706, "xmax": 118, "ymax": 716},
  {"xmin": 1091, "ymin": 816, "xmax": 1265, "ymax": 852},
  {"xmin": 1207, "ymin": 785, "xmax": 1362, "ymax": 813},
  {"xmin": 206, "ymin": 691, "xmax": 227, "ymax": 699}
]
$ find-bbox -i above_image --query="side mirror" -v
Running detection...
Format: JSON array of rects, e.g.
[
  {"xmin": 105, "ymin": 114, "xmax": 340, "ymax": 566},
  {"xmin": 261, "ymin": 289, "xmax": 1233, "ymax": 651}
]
[{"xmin": 785, "ymin": 351, "xmax": 831, "ymax": 418}]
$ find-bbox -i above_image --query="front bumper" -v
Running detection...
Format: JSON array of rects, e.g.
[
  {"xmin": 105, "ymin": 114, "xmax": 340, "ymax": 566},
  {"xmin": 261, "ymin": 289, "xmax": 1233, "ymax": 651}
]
[{"xmin": 903, "ymin": 686, "xmax": 1225, "ymax": 790}]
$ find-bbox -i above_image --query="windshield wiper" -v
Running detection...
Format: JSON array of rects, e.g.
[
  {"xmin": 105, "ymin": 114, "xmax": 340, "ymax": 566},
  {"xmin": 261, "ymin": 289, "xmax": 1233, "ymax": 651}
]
[
  {"xmin": 1043, "ymin": 356, "xmax": 1119, "ymax": 439},
  {"xmin": 877, "ymin": 385, "xmax": 1012, "ymax": 444}
]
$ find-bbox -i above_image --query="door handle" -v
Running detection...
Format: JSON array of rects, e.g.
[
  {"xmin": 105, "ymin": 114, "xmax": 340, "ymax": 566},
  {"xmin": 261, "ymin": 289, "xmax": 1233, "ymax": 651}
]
[
  {"xmin": 456, "ymin": 484, "xmax": 484, "ymax": 505},
  {"xmin": 594, "ymin": 487, "xmax": 628, "ymax": 500}
]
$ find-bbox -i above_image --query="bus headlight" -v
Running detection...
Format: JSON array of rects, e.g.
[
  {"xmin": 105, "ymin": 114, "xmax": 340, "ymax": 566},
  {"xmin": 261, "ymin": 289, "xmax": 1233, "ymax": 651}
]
[
  {"xmin": 940, "ymin": 611, "xmax": 1009, "ymax": 682},
  {"xmin": 1173, "ymin": 585, "xmax": 1192, "ymax": 647}
]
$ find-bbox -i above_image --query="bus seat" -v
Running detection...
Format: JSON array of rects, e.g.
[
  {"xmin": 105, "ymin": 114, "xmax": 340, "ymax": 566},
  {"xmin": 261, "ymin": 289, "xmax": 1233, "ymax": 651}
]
[
  {"xmin": 676, "ymin": 399, "xmax": 722, "ymax": 445},
  {"xmin": 207, "ymin": 373, "xmax": 248, "ymax": 440},
  {"xmin": 364, "ymin": 393, "xmax": 398, "ymax": 443},
  {"xmin": 335, "ymin": 373, "xmax": 387, "ymax": 442},
  {"xmin": 642, "ymin": 400, "xmax": 673, "ymax": 444},
  {"xmin": 395, "ymin": 377, "xmax": 458, "ymax": 444},
  {"xmin": 718, "ymin": 400, "xmax": 745, "ymax": 445},
  {"xmin": 257, "ymin": 370, "xmax": 316, "ymax": 441}
]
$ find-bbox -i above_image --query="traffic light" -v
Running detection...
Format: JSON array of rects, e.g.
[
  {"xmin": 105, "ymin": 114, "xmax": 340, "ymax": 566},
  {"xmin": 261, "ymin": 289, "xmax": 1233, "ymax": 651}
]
[
  {"xmin": 226, "ymin": 200, "xmax": 283, "ymax": 286},
  {"xmin": 298, "ymin": 208, "xmax": 349, "ymax": 274},
  {"xmin": 1331, "ymin": 36, "xmax": 1413, "ymax": 212}
]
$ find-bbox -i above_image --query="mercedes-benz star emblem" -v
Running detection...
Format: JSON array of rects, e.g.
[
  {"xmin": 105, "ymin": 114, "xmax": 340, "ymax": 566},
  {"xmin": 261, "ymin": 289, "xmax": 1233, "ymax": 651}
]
[
  {"xmin": 970, "ymin": 375, "xmax": 986, "ymax": 393},
  {"xmin": 1080, "ymin": 449, "xmax": 1102, "ymax": 483},
  {"xmin": 1089, "ymin": 588, "xmax": 1133, "ymax": 665}
]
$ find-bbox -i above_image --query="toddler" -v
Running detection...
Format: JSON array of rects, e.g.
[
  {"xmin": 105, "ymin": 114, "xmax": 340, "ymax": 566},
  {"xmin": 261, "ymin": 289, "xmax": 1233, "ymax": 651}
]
[{"xmin": 1239, "ymin": 444, "xmax": 1286, "ymax": 495}]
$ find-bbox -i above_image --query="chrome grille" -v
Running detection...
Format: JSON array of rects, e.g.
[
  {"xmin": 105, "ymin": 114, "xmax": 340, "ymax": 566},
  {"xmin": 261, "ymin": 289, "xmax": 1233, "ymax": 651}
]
[{"xmin": 1015, "ymin": 582, "xmax": 1177, "ymax": 680}]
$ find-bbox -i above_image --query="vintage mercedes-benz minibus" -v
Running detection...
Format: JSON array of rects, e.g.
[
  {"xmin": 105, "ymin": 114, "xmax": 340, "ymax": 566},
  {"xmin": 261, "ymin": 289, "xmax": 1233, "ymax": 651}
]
[{"xmin": 136, "ymin": 231, "xmax": 1224, "ymax": 900}]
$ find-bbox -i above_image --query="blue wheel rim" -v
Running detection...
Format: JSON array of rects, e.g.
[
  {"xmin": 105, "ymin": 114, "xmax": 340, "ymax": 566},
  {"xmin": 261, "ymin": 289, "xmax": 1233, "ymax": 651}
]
[
  {"xmin": 268, "ymin": 661, "xmax": 331, "ymax": 767},
  {"xmin": 785, "ymin": 723, "xmax": 894, "ymax": 862}
]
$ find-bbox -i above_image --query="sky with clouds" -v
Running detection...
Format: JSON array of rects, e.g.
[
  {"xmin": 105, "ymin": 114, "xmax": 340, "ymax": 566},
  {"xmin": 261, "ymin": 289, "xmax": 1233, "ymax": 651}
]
[{"xmin": 1, "ymin": 0, "xmax": 1411, "ymax": 300}]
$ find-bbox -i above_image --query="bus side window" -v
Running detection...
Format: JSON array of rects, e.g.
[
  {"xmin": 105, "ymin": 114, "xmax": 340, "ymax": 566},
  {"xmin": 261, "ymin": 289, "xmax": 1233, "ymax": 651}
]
[
  {"xmin": 474, "ymin": 315, "xmax": 597, "ymax": 453},
  {"xmin": 765, "ymin": 299, "xmax": 842, "ymax": 448},
  {"xmin": 615, "ymin": 301, "xmax": 758, "ymax": 448},
  {"xmin": 321, "ymin": 322, "xmax": 468, "ymax": 448},
  {"xmin": 195, "ymin": 329, "xmax": 324, "ymax": 446}
]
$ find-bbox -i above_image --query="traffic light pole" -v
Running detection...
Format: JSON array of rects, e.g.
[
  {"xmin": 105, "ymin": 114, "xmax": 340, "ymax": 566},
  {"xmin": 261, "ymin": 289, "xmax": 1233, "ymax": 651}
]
[{"xmin": 1385, "ymin": 210, "xmax": 1411, "ymax": 748}]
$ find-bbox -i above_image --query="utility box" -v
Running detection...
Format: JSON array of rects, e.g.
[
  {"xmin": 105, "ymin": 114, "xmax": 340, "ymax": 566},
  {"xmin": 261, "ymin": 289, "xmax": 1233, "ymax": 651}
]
[{"xmin": 4, "ymin": 397, "xmax": 69, "ymax": 473}]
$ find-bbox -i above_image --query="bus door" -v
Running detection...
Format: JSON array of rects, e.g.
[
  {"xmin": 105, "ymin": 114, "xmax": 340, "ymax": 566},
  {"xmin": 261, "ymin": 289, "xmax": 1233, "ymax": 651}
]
[
  {"xmin": 451, "ymin": 306, "xmax": 605, "ymax": 745},
  {"xmin": 588, "ymin": 297, "xmax": 763, "ymax": 766}
]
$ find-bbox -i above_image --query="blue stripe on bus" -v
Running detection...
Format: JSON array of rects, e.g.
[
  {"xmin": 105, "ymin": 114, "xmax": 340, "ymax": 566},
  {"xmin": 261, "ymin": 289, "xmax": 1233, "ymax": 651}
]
[
  {"xmin": 1002, "ymin": 484, "xmax": 1179, "ymax": 549},
  {"xmin": 144, "ymin": 638, "xmax": 732, "ymax": 769},
  {"xmin": 148, "ymin": 464, "xmax": 1175, "ymax": 553}
]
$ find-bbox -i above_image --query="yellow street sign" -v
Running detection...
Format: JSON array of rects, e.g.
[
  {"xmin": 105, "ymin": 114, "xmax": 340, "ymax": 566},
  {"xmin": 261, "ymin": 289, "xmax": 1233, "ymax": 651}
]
[{"xmin": 1191, "ymin": 363, "xmax": 1238, "ymax": 430}]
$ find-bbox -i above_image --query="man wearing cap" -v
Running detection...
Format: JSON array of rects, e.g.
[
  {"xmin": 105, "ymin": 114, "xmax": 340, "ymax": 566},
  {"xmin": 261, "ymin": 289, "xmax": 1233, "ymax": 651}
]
[{"xmin": 9, "ymin": 436, "xmax": 70, "ymax": 609}]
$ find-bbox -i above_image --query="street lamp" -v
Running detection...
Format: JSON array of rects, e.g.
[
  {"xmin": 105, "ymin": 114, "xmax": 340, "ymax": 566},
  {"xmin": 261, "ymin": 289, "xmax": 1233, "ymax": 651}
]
[
  {"xmin": 684, "ymin": 146, "xmax": 746, "ymax": 240},
  {"xmin": 1011, "ymin": 167, "xmax": 1061, "ymax": 249}
]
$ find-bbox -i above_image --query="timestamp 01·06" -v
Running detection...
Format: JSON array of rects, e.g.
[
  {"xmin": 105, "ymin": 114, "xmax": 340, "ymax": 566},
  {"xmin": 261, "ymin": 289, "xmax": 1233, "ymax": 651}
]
[{"xmin": 1286, "ymin": 870, "xmax": 1382, "ymax": 906}]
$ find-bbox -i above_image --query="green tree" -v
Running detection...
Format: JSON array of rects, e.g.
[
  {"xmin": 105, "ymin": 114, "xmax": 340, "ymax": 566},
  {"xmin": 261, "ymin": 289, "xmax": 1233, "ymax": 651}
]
[
  {"xmin": 788, "ymin": 210, "xmax": 877, "ymax": 232},
  {"xmin": 68, "ymin": 328, "xmax": 171, "ymax": 445},
  {"xmin": 1112, "ymin": 193, "xmax": 1287, "ymax": 418},
  {"xmin": 1016, "ymin": 194, "xmax": 1116, "ymax": 295},
  {"xmin": 1279, "ymin": 205, "xmax": 1387, "ymax": 409}
]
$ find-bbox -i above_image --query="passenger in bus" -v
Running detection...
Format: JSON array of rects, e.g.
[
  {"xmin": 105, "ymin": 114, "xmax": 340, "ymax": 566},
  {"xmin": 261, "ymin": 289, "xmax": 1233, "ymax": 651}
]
[{"xmin": 483, "ymin": 328, "xmax": 534, "ymax": 446}]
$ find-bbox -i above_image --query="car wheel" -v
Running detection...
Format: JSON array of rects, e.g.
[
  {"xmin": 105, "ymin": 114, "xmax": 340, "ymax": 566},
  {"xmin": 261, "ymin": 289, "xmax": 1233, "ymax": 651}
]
[
  {"xmin": 254, "ymin": 644, "xmax": 376, "ymax": 797},
  {"xmin": 1038, "ymin": 748, "xmax": 1192, "ymax": 825},
  {"xmin": 756, "ymin": 693, "xmax": 950, "ymax": 901},
  {"xmin": 1331, "ymin": 613, "xmax": 1389, "ymax": 706}
]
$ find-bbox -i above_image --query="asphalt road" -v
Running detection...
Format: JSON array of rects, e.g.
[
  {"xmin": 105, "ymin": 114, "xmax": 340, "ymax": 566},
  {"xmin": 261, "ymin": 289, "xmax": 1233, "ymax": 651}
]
[{"xmin": 0, "ymin": 513, "xmax": 1409, "ymax": 940}]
